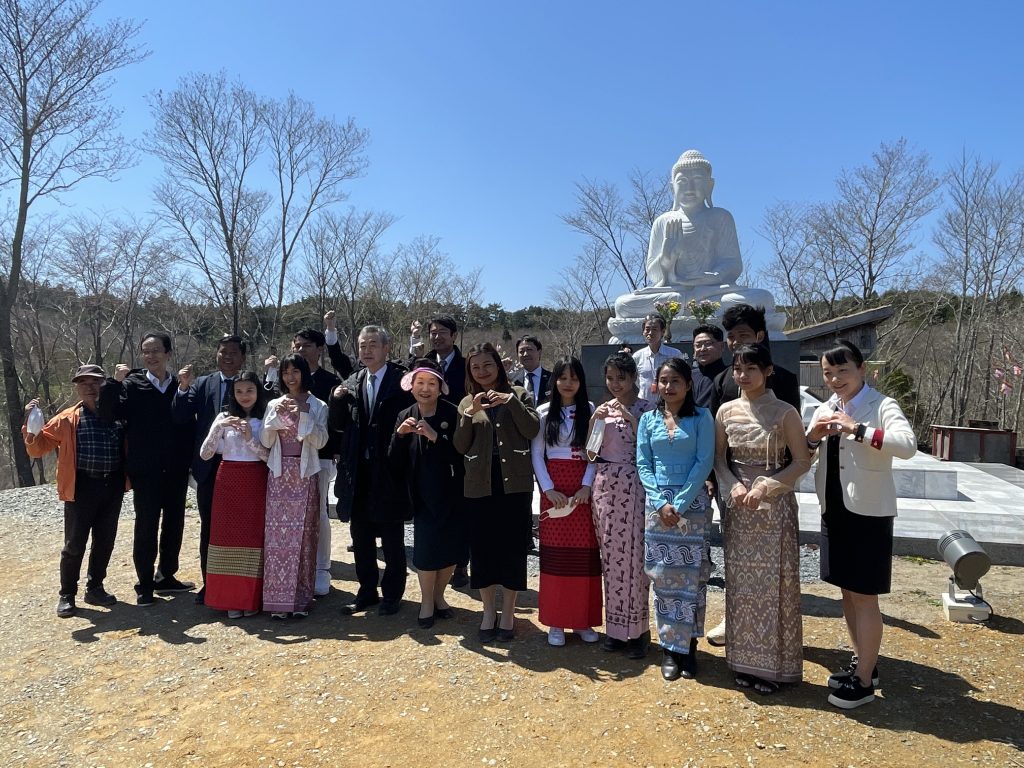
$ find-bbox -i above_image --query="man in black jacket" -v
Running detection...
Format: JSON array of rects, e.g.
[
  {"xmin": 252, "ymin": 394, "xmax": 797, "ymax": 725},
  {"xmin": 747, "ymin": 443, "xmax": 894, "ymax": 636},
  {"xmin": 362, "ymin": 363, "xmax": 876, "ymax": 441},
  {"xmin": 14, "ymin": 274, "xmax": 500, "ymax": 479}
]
[
  {"xmin": 710, "ymin": 305, "xmax": 800, "ymax": 415},
  {"xmin": 510, "ymin": 334, "xmax": 551, "ymax": 406},
  {"xmin": 101, "ymin": 332, "xmax": 195, "ymax": 606},
  {"xmin": 330, "ymin": 325, "xmax": 414, "ymax": 616},
  {"xmin": 424, "ymin": 315, "xmax": 466, "ymax": 405},
  {"xmin": 171, "ymin": 334, "xmax": 247, "ymax": 604},
  {"xmin": 691, "ymin": 324, "xmax": 727, "ymax": 409}
]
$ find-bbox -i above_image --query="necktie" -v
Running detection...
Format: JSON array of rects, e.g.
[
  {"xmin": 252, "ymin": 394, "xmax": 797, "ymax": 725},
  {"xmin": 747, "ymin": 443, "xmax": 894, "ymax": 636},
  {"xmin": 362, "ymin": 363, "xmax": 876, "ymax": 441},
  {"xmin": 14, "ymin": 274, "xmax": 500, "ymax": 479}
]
[
  {"xmin": 527, "ymin": 370, "xmax": 535, "ymax": 400},
  {"xmin": 441, "ymin": 358, "xmax": 448, "ymax": 375},
  {"xmin": 366, "ymin": 372, "xmax": 377, "ymax": 414},
  {"xmin": 220, "ymin": 376, "xmax": 236, "ymax": 409}
]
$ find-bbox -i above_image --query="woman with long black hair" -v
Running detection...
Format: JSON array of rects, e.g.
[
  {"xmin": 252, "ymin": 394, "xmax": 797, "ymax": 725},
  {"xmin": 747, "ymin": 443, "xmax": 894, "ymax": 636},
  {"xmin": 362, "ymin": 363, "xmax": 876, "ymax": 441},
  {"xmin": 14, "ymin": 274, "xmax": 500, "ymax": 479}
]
[{"xmin": 531, "ymin": 356, "xmax": 599, "ymax": 647}]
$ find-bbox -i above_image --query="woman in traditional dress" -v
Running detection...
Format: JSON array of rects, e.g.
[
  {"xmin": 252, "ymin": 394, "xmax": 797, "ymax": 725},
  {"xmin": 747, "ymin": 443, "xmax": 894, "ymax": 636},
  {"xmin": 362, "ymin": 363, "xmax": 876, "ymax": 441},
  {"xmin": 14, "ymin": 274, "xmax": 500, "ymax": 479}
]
[
  {"xmin": 200, "ymin": 373, "xmax": 269, "ymax": 618},
  {"xmin": 637, "ymin": 357, "xmax": 715, "ymax": 680},
  {"xmin": 260, "ymin": 354, "xmax": 329, "ymax": 619},
  {"xmin": 454, "ymin": 342, "xmax": 539, "ymax": 643},
  {"xmin": 532, "ymin": 356, "xmax": 599, "ymax": 647},
  {"xmin": 588, "ymin": 352, "xmax": 655, "ymax": 658},
  {"xmin": 807, "ymin": 340, "xmax": 916, "ymax": 710},
  {"xmin": 388, "ymin": 359, "xmax": 465, "ymax": 630},
  {"xmin": 714, "ymin": 344, "xmax": 810, "ymax": 694}
]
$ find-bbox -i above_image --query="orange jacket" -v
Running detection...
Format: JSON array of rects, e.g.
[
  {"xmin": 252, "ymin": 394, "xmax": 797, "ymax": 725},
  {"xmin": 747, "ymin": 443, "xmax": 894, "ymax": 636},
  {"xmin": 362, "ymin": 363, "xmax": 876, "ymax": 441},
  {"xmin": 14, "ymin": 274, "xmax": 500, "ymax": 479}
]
[{"xmin": 22, "ymin": 403, "xmax": 129, "ymax": 502}]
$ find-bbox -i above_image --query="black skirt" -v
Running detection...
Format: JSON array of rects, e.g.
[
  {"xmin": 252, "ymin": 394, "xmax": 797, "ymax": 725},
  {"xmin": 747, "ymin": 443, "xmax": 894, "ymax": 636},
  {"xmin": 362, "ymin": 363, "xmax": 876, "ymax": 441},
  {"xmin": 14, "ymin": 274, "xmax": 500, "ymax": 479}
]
[
  {"xmin": 466, "ymin": 455, "xmax": 531, "ymax": 591},
  {"xmin": 820, "ymin": 435, "xmax": 894, "ymax": 595}
]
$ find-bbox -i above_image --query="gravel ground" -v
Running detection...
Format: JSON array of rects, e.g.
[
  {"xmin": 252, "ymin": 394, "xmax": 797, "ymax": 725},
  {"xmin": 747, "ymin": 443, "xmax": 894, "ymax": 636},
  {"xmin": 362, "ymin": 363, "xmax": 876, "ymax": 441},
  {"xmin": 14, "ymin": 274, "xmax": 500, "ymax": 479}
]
[{"xmin": 1, "ymin": 483, "xmax": 1022, "ymax": 768}]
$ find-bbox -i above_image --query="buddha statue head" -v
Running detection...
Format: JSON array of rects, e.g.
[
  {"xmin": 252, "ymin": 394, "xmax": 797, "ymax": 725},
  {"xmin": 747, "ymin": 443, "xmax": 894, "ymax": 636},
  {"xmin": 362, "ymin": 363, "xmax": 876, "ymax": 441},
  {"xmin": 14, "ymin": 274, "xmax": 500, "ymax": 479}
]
[{"xmin": 670, "ymin": 149, "xmax": 714, "ymax": 213}]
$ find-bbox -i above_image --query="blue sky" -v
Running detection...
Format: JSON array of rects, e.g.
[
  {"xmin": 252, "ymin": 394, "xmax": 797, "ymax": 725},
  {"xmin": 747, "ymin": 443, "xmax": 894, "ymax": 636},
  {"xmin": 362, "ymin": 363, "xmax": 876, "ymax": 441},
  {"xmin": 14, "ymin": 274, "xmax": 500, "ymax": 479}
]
[{"xmin": 56, "ymin": 1, "xmax": 1024, "ymax": 308}]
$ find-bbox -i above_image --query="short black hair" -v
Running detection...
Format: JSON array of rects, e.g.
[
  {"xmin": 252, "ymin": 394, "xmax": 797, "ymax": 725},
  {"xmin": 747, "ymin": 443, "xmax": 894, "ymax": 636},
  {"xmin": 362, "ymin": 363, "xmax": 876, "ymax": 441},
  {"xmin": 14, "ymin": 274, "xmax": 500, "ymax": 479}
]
[
  {"xmin": 429, "ymin": 315, "xmax": 457, "ymax": 335},
  {"xmin": 141, "ymin": 331, "xmax": 172, "ymax": 352},
  {"xmin": 721, "ymin": 304, "xmax": 767, "ymax": 335},
  {"xmin": 515, "ymin": 335, "xmax": 543, "ymax": 353},
  {"xmin": 731, "ymin": 343, "xmax": 774, "ymax": 371},
  {"xmin": 822, "ymin": 339, "xmax": 865, "ymax": 368},
  {"xmin": 692, "ymin": 324, "xmax": 724, "ymax": 342},
  {"xmin": 278, "ymin": 353, "xmax": 314, "ymax": 394},
  {"xmin": 603, "ymin": 351, "xmax": 637, "ymax": 379},
  {"xmin": 294, "ymin": 328, "xmax": 326, "ymax": 347},
  {"xmin": 218, "ymin": 334, "xmax": 247, "ymax": 354}
]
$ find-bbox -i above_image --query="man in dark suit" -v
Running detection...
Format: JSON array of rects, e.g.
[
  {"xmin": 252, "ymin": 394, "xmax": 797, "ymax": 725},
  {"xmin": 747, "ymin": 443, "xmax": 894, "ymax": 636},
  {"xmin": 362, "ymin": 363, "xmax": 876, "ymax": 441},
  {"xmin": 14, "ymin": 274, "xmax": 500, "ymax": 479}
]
[
  {"xmin": 330, "ymin": 325, "xmax": 414, "ymax": 616},
  {"xmin": 171, "ymin": 334, "xmax": 247, "ymax": 605},
  {"xmin": 691, "ymin": 324, "xmax": 727, "ymax": 409},
  {"xmin": 710, "ymin": 305, "xmax": 800, "ymax": 415},
  {"xmin": 423, "ymin": 314, "xmax": 470, "ymax": 585},
  {"xmin": 424, "ymin": 314, "xmax": 466, "ymax": 405},
  {"xmin": 510, "ymin": 334, "xmax": 551, "ymax": 407},
  {"xmin": 100, "ymin": 332, "xmax": 195, "ymax": 607}
]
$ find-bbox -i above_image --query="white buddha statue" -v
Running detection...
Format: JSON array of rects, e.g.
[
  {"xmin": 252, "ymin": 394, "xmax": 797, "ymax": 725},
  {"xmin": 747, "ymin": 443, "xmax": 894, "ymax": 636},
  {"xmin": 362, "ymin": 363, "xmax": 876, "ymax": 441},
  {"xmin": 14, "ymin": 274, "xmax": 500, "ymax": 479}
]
[{"xmin": 608, "ymin": 150, "xmax": 785, "ymax": 343}]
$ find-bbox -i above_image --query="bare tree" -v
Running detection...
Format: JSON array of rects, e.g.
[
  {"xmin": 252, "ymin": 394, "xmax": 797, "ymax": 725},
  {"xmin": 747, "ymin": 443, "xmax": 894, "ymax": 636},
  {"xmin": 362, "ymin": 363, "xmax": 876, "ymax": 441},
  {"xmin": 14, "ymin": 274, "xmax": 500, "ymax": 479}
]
[
  {"xmin": 561, "ymin": 169, "xmax": 669, "ymax": 294},
  {"xmin": 263, "ymin": 92, "xmax": 368, "ymax": 340},
  {"xmin": 150, "ymin": 71, "xmax": 268, "ymax": 338},
  {"xmin": 832, "ymin": 138, "xmax": 941, "ymax": 303},
  {"xmin": 0, "ymin": 0, "xmax": 145, "ymax": 485}
]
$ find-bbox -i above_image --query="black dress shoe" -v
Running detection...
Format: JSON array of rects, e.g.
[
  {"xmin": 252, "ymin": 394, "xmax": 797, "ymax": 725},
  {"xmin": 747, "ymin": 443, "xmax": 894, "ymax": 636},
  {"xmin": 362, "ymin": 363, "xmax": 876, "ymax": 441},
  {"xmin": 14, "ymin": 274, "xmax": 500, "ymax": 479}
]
[
  {"xmin": 602, "ymin": 637, "xmax": 627, "ymax": 652},
  {"xmin": 680, "ymin": 638, "xmax": 698, "ymax": 679},
  {"xmin": 434, "ymin": 606, "xmax": 455, "ymax": 620},
  {"xmin": 154, "ymin": 575, "xmax": 195, "ymax": 593},
  {"xmin": 83, "ymin": 585, "xmax": 117, "ymax": 606},
  {"xmin": 626, "ymin": 631, "xmax": 650, "ymax": 660},
  {"xmin": 56, "ymin": 594, "xmax": 76, "ymax": 618},
  {"xmin": 478, "ymin": 625, "xmax": 498, "ymax": 643},
  {"xmin": 339, "ymin": 595, "xmax": 380, "ymax": 615},
  {"xmin": 194, "ymin": 586, "xmax": 206, "ymax": 605},
  {"xmin": 661, "ymin": 649, "xmax": 681, "ymax": 681},
  {"xmin": 377, "ymin": 599, "xmax": 400, "ymax": 616},
  {"xmin": 496, "ymin": 625, "xmax": 515, "ymax": 642},
  {"xmin": 417, "ymin": 614, "xmax": 435, "ymax": 629}
]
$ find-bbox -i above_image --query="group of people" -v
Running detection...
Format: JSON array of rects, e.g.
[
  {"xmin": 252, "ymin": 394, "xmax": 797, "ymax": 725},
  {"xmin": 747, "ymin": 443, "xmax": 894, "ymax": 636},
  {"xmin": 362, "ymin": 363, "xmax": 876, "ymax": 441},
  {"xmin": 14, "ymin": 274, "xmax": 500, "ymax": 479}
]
[{"xmin": 22, "ymin": 303, "xmax": 915, "ymax": 711}]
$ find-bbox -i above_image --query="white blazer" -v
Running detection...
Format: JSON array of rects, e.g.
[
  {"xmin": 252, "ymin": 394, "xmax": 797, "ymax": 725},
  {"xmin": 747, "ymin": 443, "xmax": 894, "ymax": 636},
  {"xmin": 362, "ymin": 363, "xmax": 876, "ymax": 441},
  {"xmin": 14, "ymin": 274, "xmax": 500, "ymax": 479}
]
[
  {"xmin": 807, "ymin": 386, "xmax": 916, "ymax": 518},
  {"xmin": 261, "ymin": 395, "xmax": 329, "ymax": 479}
]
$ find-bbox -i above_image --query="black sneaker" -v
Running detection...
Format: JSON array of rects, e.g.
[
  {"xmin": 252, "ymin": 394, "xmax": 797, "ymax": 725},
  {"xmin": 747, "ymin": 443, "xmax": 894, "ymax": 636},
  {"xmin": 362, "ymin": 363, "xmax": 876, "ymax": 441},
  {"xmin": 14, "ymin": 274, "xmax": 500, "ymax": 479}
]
[
  {"xmin": 136, "ymin": 592, "xmax": 155, "ymax": 607},
  {"xmin": 56, "ymin": 594, "xmax": 76, "ymax": 618},
  {"xmin": 828, "ymin": 678, "xmax": 876, "ymax": 709},
  {"xmin": 828, "ymin": 656, "xmax": 879, "ymax": 689},
  {"xmin": 83, "ymin": 585, "xmax": 117, "ymax": 607},
  {"xmin": 153, "ymin": 575, "xmax": 195, "ymax": 594}
]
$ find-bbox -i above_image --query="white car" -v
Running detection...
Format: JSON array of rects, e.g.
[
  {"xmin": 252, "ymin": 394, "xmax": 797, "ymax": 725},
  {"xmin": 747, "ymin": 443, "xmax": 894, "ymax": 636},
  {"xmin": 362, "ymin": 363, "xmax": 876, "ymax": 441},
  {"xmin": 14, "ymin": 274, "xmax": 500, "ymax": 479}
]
[{"xmin": 800, "ymin": 386, "xmax": 825, "ymax": 428}]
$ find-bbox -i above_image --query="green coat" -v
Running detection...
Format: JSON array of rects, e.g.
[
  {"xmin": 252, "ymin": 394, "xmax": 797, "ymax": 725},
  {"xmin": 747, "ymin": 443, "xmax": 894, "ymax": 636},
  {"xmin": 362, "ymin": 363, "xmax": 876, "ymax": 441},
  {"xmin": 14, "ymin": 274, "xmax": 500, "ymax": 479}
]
[{"xmin": 453, "ymin": 385, "xmax": 540, "ymax": 498}]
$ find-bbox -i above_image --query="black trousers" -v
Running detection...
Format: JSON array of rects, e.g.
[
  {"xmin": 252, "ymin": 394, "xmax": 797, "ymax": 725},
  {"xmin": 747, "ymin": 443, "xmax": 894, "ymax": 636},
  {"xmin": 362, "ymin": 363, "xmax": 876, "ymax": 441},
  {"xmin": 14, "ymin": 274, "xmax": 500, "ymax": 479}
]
[
  {"xmin": 195, "ymin": 456, "xmax": 221, "ymax": 581},
  {"xmin": 350, "ymin": 516, "xmax": 407, "ymax": 602},
  {"xmin": 130, "ymin": 469, "xmax": 189, "ymax": 592},
  {"xmin": 60, "ymin": 473, "xmax": 124, "ymax": 596}
]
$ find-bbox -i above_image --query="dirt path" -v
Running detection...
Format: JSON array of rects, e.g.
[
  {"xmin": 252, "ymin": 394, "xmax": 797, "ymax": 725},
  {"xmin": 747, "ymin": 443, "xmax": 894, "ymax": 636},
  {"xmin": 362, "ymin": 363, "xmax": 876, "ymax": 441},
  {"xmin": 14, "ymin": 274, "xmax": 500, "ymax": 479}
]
[{"xmin": 1, "ymin": 486, "xmax": 1021, "ymax": 767}]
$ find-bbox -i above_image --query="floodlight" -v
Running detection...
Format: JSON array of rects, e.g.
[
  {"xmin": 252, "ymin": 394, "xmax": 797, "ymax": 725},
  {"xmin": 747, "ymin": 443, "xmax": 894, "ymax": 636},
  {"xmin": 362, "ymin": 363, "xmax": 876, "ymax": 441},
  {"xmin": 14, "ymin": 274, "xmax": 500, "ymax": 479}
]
[{"xmin": 937, "ymin": 529, "xmax": 992, "ymax": 623}]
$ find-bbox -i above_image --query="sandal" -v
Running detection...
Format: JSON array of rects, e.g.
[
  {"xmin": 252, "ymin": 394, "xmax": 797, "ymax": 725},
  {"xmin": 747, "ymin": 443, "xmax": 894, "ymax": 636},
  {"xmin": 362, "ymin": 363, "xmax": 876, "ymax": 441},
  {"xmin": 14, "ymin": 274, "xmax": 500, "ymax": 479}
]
[
  {"xmin": 752, "ymin": 677, "xmax": 779, "ymax": 695},
  {"xmin": 735, "ymin": 673, "xmax": 754, "ymax": 689}
]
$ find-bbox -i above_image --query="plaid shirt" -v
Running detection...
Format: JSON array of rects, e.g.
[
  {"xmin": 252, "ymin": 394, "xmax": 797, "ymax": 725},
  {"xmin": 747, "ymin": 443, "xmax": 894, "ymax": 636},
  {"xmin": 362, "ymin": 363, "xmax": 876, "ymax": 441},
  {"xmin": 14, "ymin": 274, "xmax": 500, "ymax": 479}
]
[{"xmin": 75, "ymin": 406, "xmax": 123, "ymax": 475}]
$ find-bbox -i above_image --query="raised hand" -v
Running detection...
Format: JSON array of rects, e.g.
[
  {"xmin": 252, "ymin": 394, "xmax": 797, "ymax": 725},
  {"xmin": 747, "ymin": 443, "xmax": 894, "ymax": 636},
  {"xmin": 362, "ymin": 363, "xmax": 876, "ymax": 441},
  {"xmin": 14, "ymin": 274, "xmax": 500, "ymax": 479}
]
[
  {"xmin": 114, "ymin": 364, "xmax": 130, "ymax": 383},
  {"xmin": 324, "ymin": 310, "xmax": 336, "ymax": 330},
  {"xmin": 414, "ymin": 419, "xmax": 437, "ymax": 442},
  {"xmin": 177, "ymin": 365, "xmax": 193, "ymax": 391}
]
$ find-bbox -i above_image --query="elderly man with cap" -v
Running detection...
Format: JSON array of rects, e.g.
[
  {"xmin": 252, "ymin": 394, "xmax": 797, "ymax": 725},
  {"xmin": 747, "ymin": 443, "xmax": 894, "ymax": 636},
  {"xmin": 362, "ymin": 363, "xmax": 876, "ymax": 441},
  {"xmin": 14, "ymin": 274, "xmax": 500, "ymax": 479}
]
[{"xmin": 23, "ymin": 365, "xmax": 127, "ymax": 618}]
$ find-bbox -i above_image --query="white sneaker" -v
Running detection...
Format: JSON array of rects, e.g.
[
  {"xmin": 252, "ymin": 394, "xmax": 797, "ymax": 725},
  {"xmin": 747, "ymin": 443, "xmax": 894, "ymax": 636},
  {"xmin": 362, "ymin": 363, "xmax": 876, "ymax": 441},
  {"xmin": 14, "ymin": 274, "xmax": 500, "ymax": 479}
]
[
  {"xmin": 314, "ymin": 569, "xmax": 331, "ymax": 596},
  {"xmin": 547, "ymin": 627, "xmax": 566, "ymax": 646},
  {"xmin": 575, "ymin": 628, "xmax": 600, "ymax": 643},
  {"xmin": 243, "ymin": 610, "xmax": 259, "ymax": 617},
  {"xmin": 706, "ymin": 618, "xmax": 726, "ymax": 647},
  {"xmin": 227, "ymin": 610, "xmax": 243, "ymax": 619}
]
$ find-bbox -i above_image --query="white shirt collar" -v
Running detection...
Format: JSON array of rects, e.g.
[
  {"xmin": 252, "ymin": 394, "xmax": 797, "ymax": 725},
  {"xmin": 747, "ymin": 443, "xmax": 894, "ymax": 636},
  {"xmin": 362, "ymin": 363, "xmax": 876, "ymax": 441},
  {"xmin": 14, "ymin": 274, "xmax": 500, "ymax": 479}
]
[
  {"xmin": 443, "ymin": 349, "xmax": 456, "ymax": 368},
  {"xmin": 146, "ymin": 369, "xmax": 172, "ymax": 393},
  {"xmin": 829, "ymin": 384, "xmax": 872, "ymax": 416}
]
